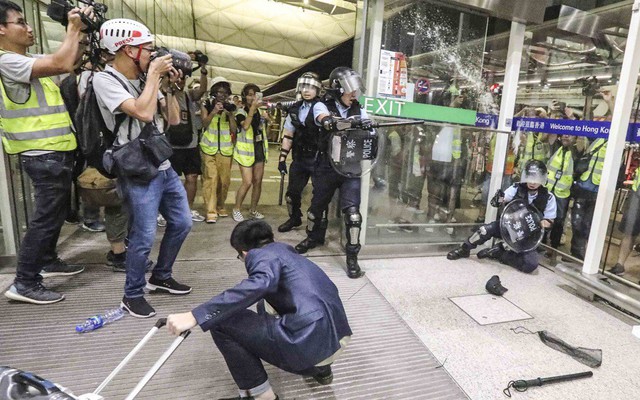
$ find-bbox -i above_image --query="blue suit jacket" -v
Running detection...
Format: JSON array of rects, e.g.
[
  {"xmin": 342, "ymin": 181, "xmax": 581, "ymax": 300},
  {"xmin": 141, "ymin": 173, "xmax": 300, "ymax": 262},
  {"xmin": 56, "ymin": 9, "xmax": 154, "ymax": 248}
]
[{"xmin": 192, "ymin": 242, "xmax": 352, "ymax": 368}]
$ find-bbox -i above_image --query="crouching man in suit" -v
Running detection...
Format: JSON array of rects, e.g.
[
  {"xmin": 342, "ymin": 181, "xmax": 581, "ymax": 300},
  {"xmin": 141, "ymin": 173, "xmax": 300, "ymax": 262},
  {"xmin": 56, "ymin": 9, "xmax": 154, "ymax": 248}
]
[{"xmin": 167, "ymin": 220, "xmax": 352, "ymax": 400}]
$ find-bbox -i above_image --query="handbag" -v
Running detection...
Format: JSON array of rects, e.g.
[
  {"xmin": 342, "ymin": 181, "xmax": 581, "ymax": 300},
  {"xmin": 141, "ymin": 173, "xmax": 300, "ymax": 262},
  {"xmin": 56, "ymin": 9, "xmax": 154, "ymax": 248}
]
[{"xmin": 139, "ymin": 122, "xmax": 174, "ymax": 166}]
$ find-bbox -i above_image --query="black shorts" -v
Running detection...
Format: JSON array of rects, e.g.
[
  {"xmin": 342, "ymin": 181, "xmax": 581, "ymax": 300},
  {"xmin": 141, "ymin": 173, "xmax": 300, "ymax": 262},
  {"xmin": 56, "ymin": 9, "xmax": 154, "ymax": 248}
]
[
  {"xmin": 170, "ymin": 147, "xmax": 201, "ymax": 176},
  {"xmin": 619, "ymin": 191, "xmax": 640, "ymax": 236}
]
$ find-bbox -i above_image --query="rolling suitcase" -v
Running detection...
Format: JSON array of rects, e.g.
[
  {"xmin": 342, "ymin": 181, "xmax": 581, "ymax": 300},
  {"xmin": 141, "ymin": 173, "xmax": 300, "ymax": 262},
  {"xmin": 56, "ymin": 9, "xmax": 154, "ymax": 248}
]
[{"xmin": 1, "ymin": 318, "xmax": 190, "ymax": 400}]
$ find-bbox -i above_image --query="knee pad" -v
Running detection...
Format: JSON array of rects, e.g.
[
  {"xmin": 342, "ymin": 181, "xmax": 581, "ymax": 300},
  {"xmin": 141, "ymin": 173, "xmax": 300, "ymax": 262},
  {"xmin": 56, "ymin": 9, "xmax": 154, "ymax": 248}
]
[
  {"xmin": 285, "ymin": 195, "xmax": 294, "ymax": 216},
  {"xmin": 307, "ymin": 210, "xmax": 317, "ymax": 231},
  {"xmin": 468, "ymin": 225, "xmax": 487, "ymax": 244},
  {"xmin": 343, "ymin": 206, "xmax": 361, "ymax": 246}
]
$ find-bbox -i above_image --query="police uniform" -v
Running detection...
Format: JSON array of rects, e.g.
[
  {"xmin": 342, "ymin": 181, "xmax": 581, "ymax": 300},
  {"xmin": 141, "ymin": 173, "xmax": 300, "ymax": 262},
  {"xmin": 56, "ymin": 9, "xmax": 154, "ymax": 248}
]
[
  {"xmin": 278, "ymin": 98, "xmax": 326, "ymax": 231},
  {"xmin": 448, "ymin": 183, "xmax": 557, "ymax": 273},
  {"xmin": 295, "ymin": 98, "xmax": 368, "ymax": 278}
]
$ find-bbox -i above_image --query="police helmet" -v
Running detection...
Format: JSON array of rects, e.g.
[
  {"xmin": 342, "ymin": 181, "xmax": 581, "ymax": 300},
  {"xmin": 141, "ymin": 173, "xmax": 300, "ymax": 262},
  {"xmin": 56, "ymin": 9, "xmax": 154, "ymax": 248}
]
[
  {"xmin": 521, "ymin": 159, "xmax": 548, "ymax": 186},
  {"xmin": 329, "ymin": 67, "xmax": 365, "ymax": 96},
  {"xmin": 296, "ymin": 72, "xmax": 322, "ymax": 95}
]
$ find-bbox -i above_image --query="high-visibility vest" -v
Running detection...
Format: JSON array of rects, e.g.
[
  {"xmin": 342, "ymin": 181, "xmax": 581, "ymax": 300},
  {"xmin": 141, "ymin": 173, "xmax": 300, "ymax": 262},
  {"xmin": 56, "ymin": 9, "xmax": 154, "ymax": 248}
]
[
  {"xmin": 200, "ymin": 112, "xmax": 233, "ymax": 156},
  {"xmin": 233, "ymin": 109, "xmax": 268, "ymax": 167},
  {"xmin": 0, "ymin": 50, "xmax": 76, "ymax": 154},
  {"xmin": 451, "ymin": 128, "xmax": 462, "ymax": 159},
  {"xmin": 579, "ymin": 138, "xmax": 607, "ymax": 186},
  {"xmin": 486, "ymin": 134, "xmax": 515, "ymax": 174},
  {"xmin": 524, "ymin": 133, "xmax": 548, "ymax": 161},
  {"xmin": 632, "ymin": 169, "xmax": 640, "ymax": 192},
  {"xmin": 546, "ymin": 147, "xmax": 574, "ymax": 199}
]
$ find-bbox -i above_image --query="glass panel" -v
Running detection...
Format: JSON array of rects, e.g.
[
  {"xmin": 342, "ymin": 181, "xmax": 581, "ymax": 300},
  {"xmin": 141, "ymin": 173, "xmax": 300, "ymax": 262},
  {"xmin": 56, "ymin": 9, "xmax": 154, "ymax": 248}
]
[{"xmin": 510, "ymin": 1, "xmax": 632, "ymax": 266}]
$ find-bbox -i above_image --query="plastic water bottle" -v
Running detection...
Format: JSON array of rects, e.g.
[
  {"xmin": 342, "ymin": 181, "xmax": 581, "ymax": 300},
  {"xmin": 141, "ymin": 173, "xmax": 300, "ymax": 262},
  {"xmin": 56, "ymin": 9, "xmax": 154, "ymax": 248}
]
[{"xmin": 75, "ymin": 308, "xmax": 124, "ymax": 333}]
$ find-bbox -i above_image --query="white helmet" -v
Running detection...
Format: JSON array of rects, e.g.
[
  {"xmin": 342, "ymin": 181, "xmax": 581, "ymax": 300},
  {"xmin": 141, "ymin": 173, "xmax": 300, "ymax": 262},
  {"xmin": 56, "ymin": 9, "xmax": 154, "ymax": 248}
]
[{"xmin": 100, "ymin": 19, "xmax": 154, "ymax": 54}]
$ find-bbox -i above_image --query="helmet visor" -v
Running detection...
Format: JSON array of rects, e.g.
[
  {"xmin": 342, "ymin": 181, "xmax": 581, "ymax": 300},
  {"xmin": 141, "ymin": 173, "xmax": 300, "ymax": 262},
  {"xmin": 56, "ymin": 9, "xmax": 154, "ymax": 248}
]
[
  {"xmin": 338, "ymin": 73, "xmax": 365, "ymax": 95},
  {"xmin": 296, "ymin": 77, "xmax": 322, "ymax": 93},
  {"xmin": 521, "ymin": 167, "xmax": 547, "ymax": 185}
]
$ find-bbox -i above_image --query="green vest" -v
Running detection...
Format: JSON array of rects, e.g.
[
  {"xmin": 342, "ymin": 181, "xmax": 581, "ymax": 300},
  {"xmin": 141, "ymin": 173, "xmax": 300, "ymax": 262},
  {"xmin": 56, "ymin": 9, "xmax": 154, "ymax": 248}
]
[
  {"xmin": 579, "ymin": 138, "xmax": 607, "ymax": 186},
  {"xmin": 233, "ymin": 109, "xmax": 268, "ymax": 167},
  {"xmin": 521, "ymin": 133, "xmax": 548, "ymax": 167},
  {"xmin": 546, "ymin": 147, "xmax": 574, "ymax": 199},
  {"xmin": 200, "ymin": 113, "xmax": 233, "ymax": 156},
  {"xmin": 0, "ymin": 50, "xmax": 76, "ymax": 154},
  {"xmin": 633, "ymin": 170, "xmax": 640, "ymax": 192}
]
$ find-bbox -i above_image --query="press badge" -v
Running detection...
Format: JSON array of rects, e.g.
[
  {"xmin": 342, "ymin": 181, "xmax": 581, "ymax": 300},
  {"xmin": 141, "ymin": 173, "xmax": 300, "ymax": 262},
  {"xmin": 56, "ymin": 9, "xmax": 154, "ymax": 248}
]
[{"xmin": 555, "ymin": 170, "xmax": 562, "ymax": 180}]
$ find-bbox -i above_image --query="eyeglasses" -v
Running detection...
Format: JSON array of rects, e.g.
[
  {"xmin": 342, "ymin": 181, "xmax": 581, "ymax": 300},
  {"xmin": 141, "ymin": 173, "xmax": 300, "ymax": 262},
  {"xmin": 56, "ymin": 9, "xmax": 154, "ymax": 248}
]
[{"xmin": 2, "ymin": 19, "xmax": 29, "ymax": 27}]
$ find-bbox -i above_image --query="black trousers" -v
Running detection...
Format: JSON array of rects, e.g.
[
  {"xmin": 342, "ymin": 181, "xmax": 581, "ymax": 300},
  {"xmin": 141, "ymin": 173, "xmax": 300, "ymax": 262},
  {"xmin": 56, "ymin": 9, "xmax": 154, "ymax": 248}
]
[
  {"xmin": 285, "ymin": 155, "xmax": 316, "ymax": 219},
  {"xmin": 16, "ymin": 152, "xmax": 73, "ymax": 286},
  {"xmin": 571, "ymin": 195, "xmax": 596, "ymax": 259}
]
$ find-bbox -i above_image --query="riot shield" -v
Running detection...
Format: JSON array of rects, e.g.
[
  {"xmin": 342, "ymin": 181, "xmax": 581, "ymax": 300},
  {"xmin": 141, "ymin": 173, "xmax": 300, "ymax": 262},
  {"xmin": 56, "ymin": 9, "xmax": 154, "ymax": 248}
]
[
  {"xmin": 499, "ymin": 199, "xmax": 544, "ymax": 253},
  {"xmin": 328, "ymin": 128, "xmax": 382, "ymax": 178}
]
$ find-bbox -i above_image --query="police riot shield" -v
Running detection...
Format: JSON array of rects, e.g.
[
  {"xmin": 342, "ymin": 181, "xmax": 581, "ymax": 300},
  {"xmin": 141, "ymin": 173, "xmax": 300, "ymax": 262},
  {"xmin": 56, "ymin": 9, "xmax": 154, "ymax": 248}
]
[
  {"xmin": 328, "ymin": 128, "xmax": 382, "ymax": 178},
  {"xmin": 499, "ymin": 199, "xmax": 544, "ymax": 253}
]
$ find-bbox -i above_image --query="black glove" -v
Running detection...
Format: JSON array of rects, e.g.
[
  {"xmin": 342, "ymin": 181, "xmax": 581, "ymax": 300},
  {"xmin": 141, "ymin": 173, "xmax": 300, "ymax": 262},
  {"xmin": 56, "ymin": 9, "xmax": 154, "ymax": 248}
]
[
  {"xmin": 359, "ymin": 118, "xmax": 374, "ymax": 130},
  {"xmin": 278, "ymin": 161, "xmax": 288, "ymax": 175},
  {"xmin": 490, "ymin": 189, "xmax": 505, "ymax": 208}
]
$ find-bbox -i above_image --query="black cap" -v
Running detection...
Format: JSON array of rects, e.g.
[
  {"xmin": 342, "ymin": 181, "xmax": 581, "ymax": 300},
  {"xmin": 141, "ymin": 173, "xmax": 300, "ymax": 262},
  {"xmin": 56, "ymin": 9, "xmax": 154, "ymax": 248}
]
[{"xmin": 486, "ymin": 275, "xmax": 508, "ymax": 296}]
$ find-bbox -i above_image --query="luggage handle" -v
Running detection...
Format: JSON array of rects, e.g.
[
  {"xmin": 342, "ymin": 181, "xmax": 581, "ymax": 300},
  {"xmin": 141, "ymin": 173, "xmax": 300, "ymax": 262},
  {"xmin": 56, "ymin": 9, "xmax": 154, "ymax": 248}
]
[{"xmin": 93, "ymin": 318, "xmax": 173, "ymax": 396}]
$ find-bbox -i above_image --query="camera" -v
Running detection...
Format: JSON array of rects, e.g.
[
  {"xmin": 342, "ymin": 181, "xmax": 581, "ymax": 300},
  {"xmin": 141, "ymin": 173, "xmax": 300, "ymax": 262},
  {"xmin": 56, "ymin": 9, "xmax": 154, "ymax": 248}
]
[
  {"xmin": 152, "ymin": 47, "xmax": 193, "ymax": 77},
  {"xmin": 47, "ymin": 0, "xmax": 107, "ymax": 33},
  {"xmin": 191, "ymin": 50, "xmax": 208, "ymax": 65},
  {"xmin": 203, "ymin": 96, "xmax": 236, "ymax": 113}
]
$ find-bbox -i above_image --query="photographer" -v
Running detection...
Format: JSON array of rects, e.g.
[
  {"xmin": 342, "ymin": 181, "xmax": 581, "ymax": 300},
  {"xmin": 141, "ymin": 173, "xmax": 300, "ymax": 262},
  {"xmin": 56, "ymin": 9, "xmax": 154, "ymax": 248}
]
[
  {"xmin": 165, "ymin": 55, "xmax": 208, "ymax": 224},
  {"xmin": 1, "ymin": 0, "xmax": 93, "ymax": 305},
  {"xmin": 200, "ymin": 76, "xmax": 237, "ymax": 223},
  {"xmin": 94, "ymin": 19, "xmax": 192, "ymax": 318}
]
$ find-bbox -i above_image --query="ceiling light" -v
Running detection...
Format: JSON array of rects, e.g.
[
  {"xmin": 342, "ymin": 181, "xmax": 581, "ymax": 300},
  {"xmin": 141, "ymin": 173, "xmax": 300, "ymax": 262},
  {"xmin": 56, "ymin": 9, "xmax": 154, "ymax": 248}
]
[
  {"xmin": 304, "ymin": 0, "xmax": 309, "ymax": 4},
  {"xmin": 407, "ymin": 32, "xmax": 415, "ymax": 36}
]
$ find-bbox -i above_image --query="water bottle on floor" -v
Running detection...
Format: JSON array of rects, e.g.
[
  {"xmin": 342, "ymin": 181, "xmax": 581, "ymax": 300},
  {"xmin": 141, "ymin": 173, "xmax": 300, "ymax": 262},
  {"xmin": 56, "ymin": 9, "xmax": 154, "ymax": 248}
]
[{"xmin": 76, "ymin": 308, "xmax": 125, "ymax": 333}]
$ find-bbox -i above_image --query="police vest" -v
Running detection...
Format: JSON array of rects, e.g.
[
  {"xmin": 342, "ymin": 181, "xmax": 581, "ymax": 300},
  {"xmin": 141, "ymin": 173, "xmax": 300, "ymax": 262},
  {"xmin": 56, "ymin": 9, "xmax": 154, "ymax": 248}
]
[
  {"xmin": 233, "ymin": 108, "xmax": 268, "ymax": 167},
  {"xmin": 546, "ymin": 146, "xmax": 574, "ymax": 199},
  {"xmin": 288, "ymin": 99, "xmax": 322, "ymax": 158},
  {"xmin": 200, "ymin": 112, "xmax": 233, "ymax": 156},
  {"xmin": 322, "ymin": 99, "xmax": 361, "ymax": 153},
  {"xmin": 579, "ymin": 138, "xmax": 607, "ymax": 186},
  {"xmin": 0, "ymin": 51, "xmax": 76, "ymax": 154},
  {"xmin": 514, "ymin": 183, "xmax": 549, "ymax": 216},
  {"xmin": 486, "ymin": 134, "xmax": 515, "ymax": 174}
]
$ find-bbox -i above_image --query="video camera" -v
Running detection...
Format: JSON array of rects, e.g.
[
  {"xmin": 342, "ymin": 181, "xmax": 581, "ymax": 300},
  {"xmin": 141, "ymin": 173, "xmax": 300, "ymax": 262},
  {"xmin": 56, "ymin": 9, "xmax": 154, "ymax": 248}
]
[{"xmin": 47, "ymin": 0, "xmax": 107, "ymax": 33}]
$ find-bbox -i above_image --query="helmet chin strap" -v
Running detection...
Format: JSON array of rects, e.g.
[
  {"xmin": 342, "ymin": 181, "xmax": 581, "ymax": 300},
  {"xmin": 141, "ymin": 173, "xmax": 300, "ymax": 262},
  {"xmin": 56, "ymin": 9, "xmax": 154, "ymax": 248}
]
[{"xmin": 126, "ymin": 46, "xmax": 145, "ymax": 76}]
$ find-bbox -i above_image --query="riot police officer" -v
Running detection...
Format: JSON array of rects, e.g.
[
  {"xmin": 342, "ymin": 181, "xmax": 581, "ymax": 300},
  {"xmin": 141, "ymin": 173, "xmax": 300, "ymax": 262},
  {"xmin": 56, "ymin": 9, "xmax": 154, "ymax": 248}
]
[
  {"xmin": 277, "ymin": 72, "xmax": 325, "ymax": 232},
  {"xmin": 447, "ymin": 160, "xmax": 556, "ymax": 273},
  {"xmin": 294, "ymin": 67, "xmax": 370, "ymax": 279}
]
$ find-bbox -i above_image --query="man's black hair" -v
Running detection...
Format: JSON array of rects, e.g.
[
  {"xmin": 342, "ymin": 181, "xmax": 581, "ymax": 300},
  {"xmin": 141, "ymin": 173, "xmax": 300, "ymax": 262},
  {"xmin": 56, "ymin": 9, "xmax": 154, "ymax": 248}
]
[
  {"xmin": 0, "ymin": 0, "xmax": 22, "ymax": 24},
  {"xmin": 230, "ymin": 220, "xmax": 274, "ymax": 255}
]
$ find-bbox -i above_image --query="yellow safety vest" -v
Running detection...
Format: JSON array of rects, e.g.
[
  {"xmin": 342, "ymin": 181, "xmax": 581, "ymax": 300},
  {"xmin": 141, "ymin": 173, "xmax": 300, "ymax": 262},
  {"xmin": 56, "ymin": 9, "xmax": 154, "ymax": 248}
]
[
  {"xmin": 546, "ymin": 147, "xmax": 574, "ymax": 199},
  {"xmin": 233, "ymin": 109, "xmax": 268, "ymax": 167},
  {"xmin": 579, "ymin": 138, "xmax": 607, "ymax": 186},
  {"xmin": 451, "ymin": 128, "xmax": 462, "ymax": 160},
  {"xmin": 200, "ymin": 113, "xmax": 233, "ymax": 156},
  {"xmin": 0, "ymin": 50, "xmax": 76, "ymax": 154},
  {"xmin": 632, "ymin": 170, "xmax": 640, "ymax": 192}
]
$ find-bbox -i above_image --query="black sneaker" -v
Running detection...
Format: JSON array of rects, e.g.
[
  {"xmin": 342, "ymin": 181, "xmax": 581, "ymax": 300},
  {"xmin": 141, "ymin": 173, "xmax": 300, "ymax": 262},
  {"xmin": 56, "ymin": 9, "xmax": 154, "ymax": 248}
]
[
  {"xmin": 107, "ymin": 251, "xmax": 127, "ymax": 273},
  {"xmin": 146, "ymin": 276, "xmax": 192, "ymax": 295},
  {"xmin": 607, "ymin": 263, "xmax": 625, "ymax": 276},
  {"xmin": 278, "ymin": 217, "xmax": 302, "ymax": 233},
  {"xmin": 121, "ymin": 296, "xmax": 156, "ymax": 318},
  {"xmin": 4, "ymin": 282, "xmax": 64, "ymax": 304},
  {"xmin": 447, "ymin": 245, "xmax": 470, "ymax": 260},
  {"xmin": 312, "ymin": 365, "xmax": 333, "ymax": 385},
  {"xmin": 81, "ymin": 221, "xmax": 106, "ymax": 232},
  {"xmin": 41, "ymin": 258, "xmax": 84, "ymax": 277}
]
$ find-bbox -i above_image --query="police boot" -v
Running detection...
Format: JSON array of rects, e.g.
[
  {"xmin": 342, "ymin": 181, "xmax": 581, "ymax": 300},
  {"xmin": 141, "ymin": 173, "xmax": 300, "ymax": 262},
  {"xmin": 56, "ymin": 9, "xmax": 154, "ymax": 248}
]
[
  {"xmin": 278, "ymin": 216, "xmax": 302, "ymax": 232},
  {"xmin": 477, "ymin": 242, "xmax": 505, "ymax": 260},
  {"xmin": 295, "ymin": 237, "xmax": 323, "ymax": 254},
  {"xmin": 447, "ymin": 244, "xmax": 470, "ymax": 260},
  {"xmin": 346, "ymin": 253, "xmax": 365, "ymax": 279}
]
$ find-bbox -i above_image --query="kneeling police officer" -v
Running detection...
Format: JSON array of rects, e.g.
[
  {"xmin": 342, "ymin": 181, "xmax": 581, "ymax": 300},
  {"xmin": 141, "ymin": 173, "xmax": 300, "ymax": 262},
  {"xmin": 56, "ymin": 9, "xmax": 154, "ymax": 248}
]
[{"xmin": 447, "ymin": 160, "xmax": 556, "ymax": 273}]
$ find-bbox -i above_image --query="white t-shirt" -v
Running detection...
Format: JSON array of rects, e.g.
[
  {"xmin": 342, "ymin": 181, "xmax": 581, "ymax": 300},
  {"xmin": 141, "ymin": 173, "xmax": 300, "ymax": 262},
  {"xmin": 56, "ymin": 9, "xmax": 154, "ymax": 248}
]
[
  {"xmin": 0, "ymin": 52, "xmax": 61, "ymax": 156},
  {"xmin": 93, "ymin": 65, "xmax": 169, "ymax": 170},
  {"xmin": 432, "ymin": 126, "xmax": 455, "ymax": 163}
]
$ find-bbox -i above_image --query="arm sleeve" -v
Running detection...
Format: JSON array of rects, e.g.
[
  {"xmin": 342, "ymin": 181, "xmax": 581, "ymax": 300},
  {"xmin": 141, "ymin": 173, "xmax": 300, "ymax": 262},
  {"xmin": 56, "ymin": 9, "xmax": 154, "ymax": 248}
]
[
  {"xmin": 543, "ymin": 194, "xmax": 557, "ymax": 219},
  {"xmin": 93, "ymin": 72, "xmax": 135, "ymax": 114},
  {"xmin": 313, "ymin": 102, "xmax": 330, "ymax": 126},
  {"xmin": 0, "ymin": 53, "xmax": 36, "ymax": 83},
  {"xmin": 283, "ymin": 114, "xmax": 294, "ymax": 132},
  {"xmin": 503, "ymin": 185, "xmax": 517, "ymax": 202}
]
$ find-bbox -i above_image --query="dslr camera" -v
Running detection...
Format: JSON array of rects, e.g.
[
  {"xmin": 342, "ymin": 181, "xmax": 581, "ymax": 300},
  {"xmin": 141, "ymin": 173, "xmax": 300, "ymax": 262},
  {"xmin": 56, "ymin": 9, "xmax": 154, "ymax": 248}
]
[
  {"xmin": 152, "ymin": 47, "xmax": 193, "ymax": 77},
  {"xmin": 47, "ymin": 0, "xmax": 107, "ymax": 33}
]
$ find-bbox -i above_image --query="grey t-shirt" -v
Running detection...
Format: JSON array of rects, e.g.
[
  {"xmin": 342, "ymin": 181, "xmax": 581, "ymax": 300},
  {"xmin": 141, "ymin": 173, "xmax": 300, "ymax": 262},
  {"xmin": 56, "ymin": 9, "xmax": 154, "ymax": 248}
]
[
  {"xmin": 0, "ymin": 52, "xmax": 60, "ymax": 156},
  {"xmin": 168, "ymin": 90, "xmax": 198, "ymax": 149},
  {"xmin": 93, "ymin": 65, "xmax": 170, "ymax": 170}
]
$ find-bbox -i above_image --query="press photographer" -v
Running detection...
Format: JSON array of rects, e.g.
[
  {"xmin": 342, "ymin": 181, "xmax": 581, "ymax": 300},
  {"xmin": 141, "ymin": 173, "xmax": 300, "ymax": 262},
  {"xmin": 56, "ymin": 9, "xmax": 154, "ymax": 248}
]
[
  {"xmin": 93, "ymin": 18, "xmax": 193, "ymax": 318},
  {"xmin": 0, "ymin": 0, "xmax": 94, "ymax": 305}
]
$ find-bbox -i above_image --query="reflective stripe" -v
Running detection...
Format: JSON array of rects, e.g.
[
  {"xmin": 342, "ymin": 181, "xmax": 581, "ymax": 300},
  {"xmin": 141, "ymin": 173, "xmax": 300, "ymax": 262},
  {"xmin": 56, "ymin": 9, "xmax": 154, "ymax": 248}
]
[
  {"xmin": 236, "ymin": 150, "xmax": 253, "ymax": 156},
  {"xmin": 2, "ymin": 126, "xmax": 73, "ymax": 141},
  {"xmin": 202, "ymin": 136, "xmax": 233, "ymax": 148},
  {"xmin": 546, "ymin": 148, "xmax": 573, "ymax": 198},
  {"xmin": 0, "ymin": 104, "xmax": 67, "ymax": 117}
]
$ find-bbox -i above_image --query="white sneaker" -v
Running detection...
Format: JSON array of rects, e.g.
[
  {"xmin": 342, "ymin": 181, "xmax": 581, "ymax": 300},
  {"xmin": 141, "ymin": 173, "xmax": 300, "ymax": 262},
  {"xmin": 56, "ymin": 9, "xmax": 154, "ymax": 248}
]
[
  {"xmin": 191, "ymin": 210, "xmax": 205, "ymax": 222},
  {"xmin": 232, "ymin": 209, "xmax": 244, "ymax": 222},
  {"xmin": 250, "ymin": 210, "xmax": 265, "ymax": 219},
  {"xmin": 157, "ymin": 214, "xmax": 167, "ymax": 227}
]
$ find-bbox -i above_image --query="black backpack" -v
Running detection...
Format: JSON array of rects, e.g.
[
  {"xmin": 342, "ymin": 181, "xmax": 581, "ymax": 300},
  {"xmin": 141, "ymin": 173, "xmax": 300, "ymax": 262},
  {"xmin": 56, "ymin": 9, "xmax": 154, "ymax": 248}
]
[{"xmin": 74, "ymin": 71, "xmax": 126, "ymax": 178}]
